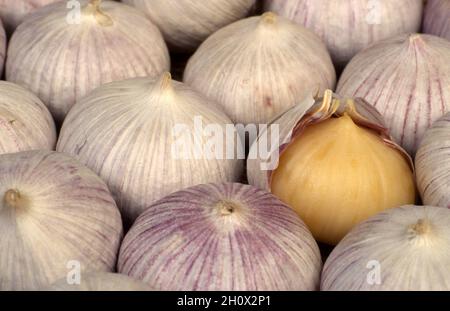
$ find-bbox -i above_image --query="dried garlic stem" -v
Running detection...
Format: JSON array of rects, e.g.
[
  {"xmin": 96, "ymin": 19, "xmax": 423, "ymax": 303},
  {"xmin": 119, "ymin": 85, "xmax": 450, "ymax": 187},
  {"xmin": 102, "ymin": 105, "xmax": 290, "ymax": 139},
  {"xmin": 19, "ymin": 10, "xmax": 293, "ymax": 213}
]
[
  {"xmin": 410, "ymin": 219, "xmax": 431, "ymax": 236},
  {"xmin": 3, "ymin": 189, "xmax": 22, "ymax": 209},
  {"xmin": 86, "ymin": 0, "xmax": 113, "ymax": 27},
  {"xmin": 261, "ymin": 12, "xmax": 277, "ymax": 25},
  {"xmin": 216, "ymin": 201, "xmax": 238, "ymax": 216}
]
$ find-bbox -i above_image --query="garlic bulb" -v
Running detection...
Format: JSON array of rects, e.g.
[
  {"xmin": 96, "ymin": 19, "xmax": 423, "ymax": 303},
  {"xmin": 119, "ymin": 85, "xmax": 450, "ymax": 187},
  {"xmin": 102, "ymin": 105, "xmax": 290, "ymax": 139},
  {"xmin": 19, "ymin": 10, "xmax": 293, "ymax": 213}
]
[
  {"xmin": 247, "ymin": 91, "xmax": 416, "ymax": 245},
  {"xmin": 47, "ymin": 273, "xmax": 153, "ymax": 291},
  {"xmin": 0, "ymin": 19, "xmax": 5, "ymax": 74},
  {"xmin": 57, "ymin": 73, "xmax": 243, "ymax": 225},
  {"xmin": 416, "ymin": 113, "xmax": 450, "ymax": 208},
  {"xmin": 322, "ymin": 205, "xmax": 450, "ymax": 291},
  {"xmin": 184, "ymin": 12, "xmax": 336, "ymax": 126},
  {"xmin": 6, "ymin": 0, "xmax": 169, "ymax": 124},
  {"xmin": 0, "ymin": 150, "xmax": 123, "ymax": 290},
  {"xmin": 337, "ymin": 34, "xmax": 450, "ymax": 155},
  {"xmin": 0, "ymin": 0, "xmax": 60, "ymax": 34},
  {"xmin": 424, "ymin": 0, "xmax": 450, "ymax": 41},
  {"xmin": 0, "ymin": 81, "xmax": 56, "ymax": 155},
  {"xmin": 122, "ymin": 0, "xmax": 256, "ymax": 52},
  {"xmin": 264, "ymin": 0, "xmax": 423, "ymax": 69},
  {"xmin": 118, "ymin": 183, "xmax": 322, "ymax": 291}
]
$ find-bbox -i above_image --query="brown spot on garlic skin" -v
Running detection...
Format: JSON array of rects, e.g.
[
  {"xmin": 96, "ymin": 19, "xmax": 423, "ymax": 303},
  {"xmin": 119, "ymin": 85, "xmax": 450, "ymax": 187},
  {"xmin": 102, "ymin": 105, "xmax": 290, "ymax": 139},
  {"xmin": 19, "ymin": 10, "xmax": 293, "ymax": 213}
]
[{"xmin": 264, "ymin": 96, "xmax": 272, "ymax": 107}]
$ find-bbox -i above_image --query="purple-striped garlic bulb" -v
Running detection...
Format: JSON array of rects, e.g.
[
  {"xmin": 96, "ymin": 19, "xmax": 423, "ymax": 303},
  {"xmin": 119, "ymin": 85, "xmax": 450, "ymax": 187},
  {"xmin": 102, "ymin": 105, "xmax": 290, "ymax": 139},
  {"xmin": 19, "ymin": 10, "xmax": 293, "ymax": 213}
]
[
  {"xmin": 0, "ymin": 0, "xmax": 60, "ymax": 34},
  {"xmin": 0, "ymin": 19, "xmax": 5, "ymax": 73},
  {"xmin": 118, "ymin": 183, "xmax": 322, "ymax": 291},
  {"xmin": 0, "ymin": 150, "xmax": 123, "ymax": 290},
  {"xmin": 122, "ymin": 0, "xmax": 256, "ymax": 52},
  {"xmin": 337, "ymin": 34, "xmax": 450, "ymax": 155},
  {"xmin": 416, "ymin": 113, "xmax": 450, "ymax": 208},
  {"xmin": 322, "ymin": 205, "xmax": 450, "ymax": 291},
  {"xmin": 264, "ymin": 0, "xmax": 424, "ymax": 69},
  {"xmin": 47, "ymin": 273, "xmax": 153, "ymax": 291},
  {"xmin": 184, "ymin": 12, "xmax": 336, "ymax": 126},
  {"xmin": 424, "ymin": 0, "xmax": 450, "ymax": 41},
  {"xmin": 0, "ymin": 81, "xmax": 56, "ymax": 155},
  {"xmin": 6, "ymin": 0, "xmax": 169, "ymax": 124},
  {"xmin": 57, "ymin": 73, "xmax": 244, "ymax": 225}
]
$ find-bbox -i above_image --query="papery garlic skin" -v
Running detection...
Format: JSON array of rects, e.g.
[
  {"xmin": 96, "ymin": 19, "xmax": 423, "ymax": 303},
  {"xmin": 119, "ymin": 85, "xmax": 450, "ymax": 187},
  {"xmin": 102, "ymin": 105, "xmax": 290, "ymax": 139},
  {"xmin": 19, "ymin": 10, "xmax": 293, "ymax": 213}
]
[
  {"xmin": 416, "ymin": 113, "xmax": 450, "ymax": 209},
  {"xmin": 0, "ymin": 0, "xmax": 60, "ymax": 34},
  {"xmin": 264, "ymin": 0, "xmax": 423, "ymax": 69},
  {"xmin": 0, "ymin": 150, "xmax": 123, "ymax": 291},
  {"xmin": 0, "ymin": 81, "xmax": 56, "ymax": 155},
  {"xmin": 424, "ymin": 0, "xmax": 450, "ymax": 41},
  {"xmin": 0, "ymin": 19, "xmax": 5, "ymax": 74},
  {"xmin": 47, "ymin": 273, "xmax": 152, "ymax": 291},
  {"xmin": 338, "ymin": 34, "xmax": 450, "ymax": 155},
  {"xmin": 184, "ymin": 13, "xmax": 336, "ymax": 126},
  {"xmin": 118, "ymin": 183, "xmax": 322, "ymax": 291},
  {"xmin": 57, "ymin": 73, "xmax": 243, "ymax": 225},
  {"xmin": 322, "ymin": 206, "xmax": 450, "ymax": 291},
  {"xmin": 122, "ymin": 0, "xmax": 256, "ymax": 52},
  {"xmin": 6, "ymin": 0, "xmax": 170, "ymax": 124}
]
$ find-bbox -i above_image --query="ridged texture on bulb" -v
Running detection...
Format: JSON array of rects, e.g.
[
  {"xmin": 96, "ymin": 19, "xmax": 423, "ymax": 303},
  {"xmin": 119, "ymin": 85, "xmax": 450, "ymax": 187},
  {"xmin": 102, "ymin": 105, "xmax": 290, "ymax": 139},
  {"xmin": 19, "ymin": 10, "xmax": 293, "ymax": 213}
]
[
  {"xmin": 0, "ymin": 150, "xmax": 123, "ymax": 291},
  {"xmin": 57, "ymin": 74, "xmax": 243, "ymax": 225},
  {"xmin": 184, "ymin": 13, "xmax": 336, "ymax": 125},
  {"xmin": 0, "ymin": 81, "xmax": 56, "ymax": 155},
  {"xmin": 118, "ymin": 183, "xmax": 322, "ymax": 291},
  {"xmin": 47, "ymin": 273, "xmax": 153, "ymax": 291},
  {"xmin": 271, "ymin": 114, "xmax": 416, "ymax": 245},
  {"xmin": 122, "ymin": 0, "xmax": 256, "ymax": 52},
  {"xmin": 322, "ymin": 206, "xmax": 450, "ymax": 291},
  {"xmin": 6, "ymin": 0, "xmax": 170, "ymax": 124},
  {"xmin": 0, "ymin": 0, "xmax": 59, "ymax": 34},
  {"xmin": 337, "ymin": 34, "xmax": 450, "ymax": 155},
  {"xmin": 264, "ymin": 0, "xmax": 423, "ymax": 69},
  {"xmin": 0, "ymin": 19, "xmax": 5, "ymax": 74},
  {"xmin": 416, "ymin": 113, "xmax": 450, "ymax": 209},
  {"xmin": 424, "ymin": 0, "xmax": 450, "ymax": 41}
]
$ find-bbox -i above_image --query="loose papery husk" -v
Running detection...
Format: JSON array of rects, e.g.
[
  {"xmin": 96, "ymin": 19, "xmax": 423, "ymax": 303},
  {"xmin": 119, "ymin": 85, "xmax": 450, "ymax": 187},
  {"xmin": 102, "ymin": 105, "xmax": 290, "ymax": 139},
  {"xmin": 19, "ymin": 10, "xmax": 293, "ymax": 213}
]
[
  {"xmin": 247, "ymin": 90, "xmax": 414, "ymax": 191},
  {"xmin": 424, "ymin": 0, "xmax": 450, "ymax": 41},
  {"xmin": 416, "ymin": 112, "xmax": 450, "ymax": 208}
]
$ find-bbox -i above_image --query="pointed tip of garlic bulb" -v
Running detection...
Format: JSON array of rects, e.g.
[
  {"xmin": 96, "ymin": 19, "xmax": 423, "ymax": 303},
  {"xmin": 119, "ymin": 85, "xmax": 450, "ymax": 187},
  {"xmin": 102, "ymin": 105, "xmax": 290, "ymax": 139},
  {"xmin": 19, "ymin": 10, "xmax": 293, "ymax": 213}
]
[
  {"xmin": 409, "ymin": 218, "xmax": 432, "ymax": 237},
  {"xmin": 84, "ymin": 0, "xmax": 113, "ymax": 27},
  {"xmin": 260, "ymin": 12, "xmax": 278, "ymax": 25},
  {"xmin": 3, "ymin": 189, "xmax": 22, "ymax": 209},
  {"xmin": 158, "ymin": 72, "xmax": 173, "ymax": 92}
]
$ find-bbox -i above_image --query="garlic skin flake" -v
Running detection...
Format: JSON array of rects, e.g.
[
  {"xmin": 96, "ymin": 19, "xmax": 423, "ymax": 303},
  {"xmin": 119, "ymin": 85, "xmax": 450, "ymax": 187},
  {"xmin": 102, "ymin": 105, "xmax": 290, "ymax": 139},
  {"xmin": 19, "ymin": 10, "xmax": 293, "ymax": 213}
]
[
  {"xmin": 416, "ymin": 113, "xmax": 450, "ymax": 209},
  {"xmin": 0, "ymin": 0, "xmax": 60, "ymax": 34},
  {"xmin": 184, "ymin": 13, "xmax": 336, "ymax": 126},
  {"xmin": 322, "ymin": 206, "xmax": 450, "ymax": 291},
  {"xmin": 122, "ymin": 0, "xmax": 256, "ymax": 52},
  {"xmin": 264, "ymin": 0, "xmax": 423, "ymax": 69},
  {"xmin": 424, "ymin": 0, "xmax": 450, "ymax": 41},
  {"xmin": 57, "ymin": 73, "xmax": 243, "ymax": 225},
  {"xmin": 6, "ymin": 0, "xmax": 170, "ymax": 124},
  {"xmin": 0, "ymin": 150, "xmax": 123, "ymax": 291},
  {"xmin": 0, "ymin": 81, "xmax": 56, "ymax": 155},
  {"xmin": 337, "ymin": 34, "xmax": 450, "ymax": 155}
]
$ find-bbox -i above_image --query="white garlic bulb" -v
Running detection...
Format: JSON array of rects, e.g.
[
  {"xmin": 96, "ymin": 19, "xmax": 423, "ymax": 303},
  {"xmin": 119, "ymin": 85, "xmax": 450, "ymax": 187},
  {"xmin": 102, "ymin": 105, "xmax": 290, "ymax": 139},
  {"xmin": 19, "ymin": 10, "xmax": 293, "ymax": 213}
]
[
  {"xmin": 416, "ymin": 113, "xmax": 450, "ymax": 208},
  {"xmin": 47, "ymin": 273, "xmax": 153, "ymax": 291},
  {"xmin": 0, "ymin": 150, "xmax": 123, "ymax": 290},
  {"xmin": 6, "ymin": 0, "xmax": 170, "ymax": 124},
  {"xmin": 0, "ymin": 0, "xmax": 60, "ymax": 34},
  {"xmin": 424, "ymin": 0, "xmax": 450, "ymax": 41},
  {"xmin": 122, "ymin": 0, "xmax": 256, "ymax": 52},
  {"xmin": 57, "ymin": 73, "xmax": 243, "ymax": 225},
  {"xmin": 0, "ymin": 81, "xmax": 56, "ymax": 155},
  {"xmin": 0, "ymin": 19, "xmax": 5, "ymax": 73},
  {"xmin": 322, "ymin": 205, "xmax": 450, "ymax": 291},
  {"xmin": 184, "ymin": 12, "xmax": 336, "ymax": 126},
  {"xmin": 337, "ymin": 34, "xmax": 450, "ymax": 155},
  {"xmin": 264, "ymin": 0, "xmax": 423, "ymax": 69}
]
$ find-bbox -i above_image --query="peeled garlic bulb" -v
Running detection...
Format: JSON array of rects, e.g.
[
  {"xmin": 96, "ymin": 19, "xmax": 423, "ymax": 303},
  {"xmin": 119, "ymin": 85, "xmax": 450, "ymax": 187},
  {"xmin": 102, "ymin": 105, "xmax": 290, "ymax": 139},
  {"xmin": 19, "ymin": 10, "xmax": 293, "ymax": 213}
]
[
  {"xmin": 424, "ymin": 0, "xmax": 450, "ymax": 41},
  {"xmin": 0, "ymin": 19, "xmax": 5, "ymax": 74},
  {"xmin": 322, "ymin": 205, "xmax": 450, "ymax": 291},
  {"xmin": 119, "ymin": 183, "xmax": 322, "ymax": 291},
  {"xmin": 47, "ymin": 273, "xmax": 152, "ymax": 291},
  {"xmin": 416, "ymin": 113, "xmax": 450, "ymax": 208},
  {"xmin": 6, "ymin": 0, "xmax": 169, "ymax": 124},
  {"xmin": 57, "ymin": 73, "xmax": 243, "ymax": 224},
  {"xmin": 264, "ymin": 0, "xmax": 423, "ymax": 69},
  {"xmin": 0, "ymin": 150, "xmax": 123, "ymax": 290},
  {"xmin": 338, "ymin": 34, "xmax": 450, "ymax": 155},
  {"xmin": 0, "ymin": 0, "xmax": 60, "ymax": 34},
  {"xmin": 184, "ymin": 13, "xmax": 336, "ymax": 126},
  {"xmin": 122, "ymin": 0, "xmax": 256, "ymax": 52},
  {"xmin": 248, "ymin": 91, "xmax": 416, "ymax": 245},
  {"xmin": 0, "ymin": 81, "xmax": 56, "ymax": 155}
]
